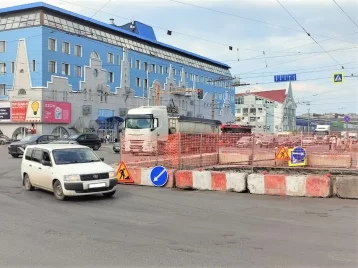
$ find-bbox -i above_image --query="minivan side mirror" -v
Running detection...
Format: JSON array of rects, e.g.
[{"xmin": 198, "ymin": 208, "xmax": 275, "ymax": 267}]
[
  {"xmin": 42, "ymin": 160, "xmax": 52, "ymax": 166},
  {"xmin": 100, "ymin": 158, "xmax": 104, "ymax": 161}
]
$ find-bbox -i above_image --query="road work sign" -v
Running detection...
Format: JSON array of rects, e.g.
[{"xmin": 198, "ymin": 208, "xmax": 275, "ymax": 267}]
[
  {"xmin": 275, "ymin": 146, "xmax": 290, "ymax": 161},
  {"xmin": 116, "ymin": 161, "xmax": 133, "ymax": 183}
]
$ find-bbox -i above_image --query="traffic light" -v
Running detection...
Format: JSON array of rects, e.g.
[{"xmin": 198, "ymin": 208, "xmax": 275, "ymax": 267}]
[{"xmin": 197, "ymin": 89, "xmax": 203, "ymax": 99}]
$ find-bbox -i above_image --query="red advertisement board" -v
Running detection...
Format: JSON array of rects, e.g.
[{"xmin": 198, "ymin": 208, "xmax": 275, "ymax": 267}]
[
  {"xmin": 11, "ymin": 101, "xmax": 28, "ymax": 122},
  {"xmin": 43, "ymin": 101, "xmax": 71, "ymax": 123}
]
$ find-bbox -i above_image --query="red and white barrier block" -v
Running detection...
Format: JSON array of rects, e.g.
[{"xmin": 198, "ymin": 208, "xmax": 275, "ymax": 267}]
[
  {"xmin": 174, "ymin": 170, "xmax": 247, "ymax": 192},
  {"xmin": 247, "ymin": 174, "xmax": 331, "ymax": 198}
]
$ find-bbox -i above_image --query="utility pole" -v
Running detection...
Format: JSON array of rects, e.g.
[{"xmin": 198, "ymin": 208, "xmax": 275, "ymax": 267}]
[
  {"xmin": 211, "ymin": 94, "xmax": 215, "ymax": 120},
  {"xmin": 264, "ymin": 104, "xmax": 268, "ymax": 133},
  {"xmin": 146, "ymin": 68, "xmax": 150, "ymax": 106}
]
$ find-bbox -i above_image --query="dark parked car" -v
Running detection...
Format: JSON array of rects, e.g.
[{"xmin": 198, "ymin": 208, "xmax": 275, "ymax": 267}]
[
  {"xmin": 8, "ymin": 134, "xmax": 58, "ymax": 158},
  {"xmin": 67, "ymin": 133, "xmax": 101, "ymax": 150},
  {"xmin": 49, "ymin": 140, "xmax": 79, "ymax": 145},
  {"xmin": 113, "ymin": 142, "xmax": 120, "ymax": 153}
]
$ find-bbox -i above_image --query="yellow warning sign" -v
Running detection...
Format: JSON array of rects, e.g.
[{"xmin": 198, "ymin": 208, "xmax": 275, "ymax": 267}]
[
  {"xmin": 115, "ymin": 161, "xmax": 133, "ymax": 183},
  {"xmin": 275, "ymin": 146, "xmax": 290, "ymax": 161}
]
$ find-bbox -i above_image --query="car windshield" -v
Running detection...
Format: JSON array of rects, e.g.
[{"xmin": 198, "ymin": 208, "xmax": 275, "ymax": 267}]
[
  {"xmin": 68, "ymin": 134, "xmax": 80, "ymax": 140},
  {"xmin": 20, "ymin": 135, "xmax": 39, "ymax": 142},
  {"xmin": 52, "ymin": 148, "xmax": 101, "ymax": 165},
  {"xmin": 126, "ymin": 118, "xmax": 152, "ymax": 129}
]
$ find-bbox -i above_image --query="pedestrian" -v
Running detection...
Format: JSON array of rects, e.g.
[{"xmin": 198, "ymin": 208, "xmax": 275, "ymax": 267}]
[
  {"xmin": 329, "ymin": 136, "xmax": 336, "ymax": 151},
  {"xmin": 349, "ymin": 136, "xmax": 353, "ymax": 152},
  {"xmin": 336, "ymin": 136, "xmax": 342, "ymax": 151}
]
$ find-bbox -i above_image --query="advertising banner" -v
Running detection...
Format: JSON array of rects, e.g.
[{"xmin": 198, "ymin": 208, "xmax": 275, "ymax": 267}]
[
  {"xmin": 43, "ymin": 101, "xmax": 71, "ymax": 123},
  {"xmin": 0, "ymin": 102, "xmax": 11, "ymax": 122},
  {"xmin": 11, "ymin": 101, "xmax": 42, "ymax": 122}
]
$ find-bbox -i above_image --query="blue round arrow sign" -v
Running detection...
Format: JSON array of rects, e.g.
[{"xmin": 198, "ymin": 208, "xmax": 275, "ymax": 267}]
[
  {"xmin": 150, "ymin": 166, "xmax": 169, "ymax": 187},
  {"xmin": 291, "ymin": 147, "xmax": 306, "ymax": 163}
]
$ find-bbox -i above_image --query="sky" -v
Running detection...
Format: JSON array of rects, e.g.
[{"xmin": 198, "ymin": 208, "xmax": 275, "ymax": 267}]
[{"xmin": 3, "ymin": 0, "xmax": 358, "ymax": 115}]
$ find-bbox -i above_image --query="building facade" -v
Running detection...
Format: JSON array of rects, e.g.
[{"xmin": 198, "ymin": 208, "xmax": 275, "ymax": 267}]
[
  {"xmin": 235, "ymin": 83, "xmax": 296, "ymax": 133},
  {"xmin": 0, "ymin": 2, "xmax": 235, "ymax": 139}
]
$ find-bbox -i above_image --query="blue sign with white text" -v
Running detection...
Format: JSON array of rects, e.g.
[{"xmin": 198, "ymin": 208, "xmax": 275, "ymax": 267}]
[
  {"xmin": 274, "ymin": 74, "xmax": 297, "ymax": 82},
  {"xmin": 150, "ymin": 166, "xmax": 169, "ymax": 187},
  {"xmin": 291, "ymin": 147, "xmax": 306, "ymax": 164}
]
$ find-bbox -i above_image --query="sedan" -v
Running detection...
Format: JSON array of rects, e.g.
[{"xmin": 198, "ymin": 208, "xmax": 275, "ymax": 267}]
[{"xmin": 8, "ymin": 134, "xmax": 58, "ymax": 158}]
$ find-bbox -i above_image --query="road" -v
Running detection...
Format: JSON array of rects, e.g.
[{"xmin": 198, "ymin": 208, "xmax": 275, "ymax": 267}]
[{"xmin": 0, "ymin": 145, "xmax": 357, "ymax": 267}]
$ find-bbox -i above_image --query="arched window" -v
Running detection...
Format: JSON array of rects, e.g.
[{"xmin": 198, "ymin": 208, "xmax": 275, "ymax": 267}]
[
  {"xmin": 51, "ymin": 127, "xmax": 69, "ymax": 138},
  {"xmin": 12, "ymin": 127, "xmax": 29, "ymax": 140},
  {"xmin": 90, "ymin": 51, "xmax": 100, "ymax": 60}
]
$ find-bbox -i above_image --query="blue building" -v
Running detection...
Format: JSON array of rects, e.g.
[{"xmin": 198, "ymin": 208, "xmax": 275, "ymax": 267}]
[{"xmin": 0, "ymin": 2, "xmax": 234, "ymax": 139}]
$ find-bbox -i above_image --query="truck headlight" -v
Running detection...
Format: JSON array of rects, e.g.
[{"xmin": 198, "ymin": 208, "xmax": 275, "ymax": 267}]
[
  {"xmin": 63, "ymin": 175, "xmax": 81, "ymax": 182},
  {"xmin": 108, "ymin": 171, "xmax": 115, "ymax": 178}
]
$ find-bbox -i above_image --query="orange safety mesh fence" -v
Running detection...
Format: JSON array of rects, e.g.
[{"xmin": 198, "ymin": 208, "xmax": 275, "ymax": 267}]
[{"xmin": 119, "ymin": 131, "xmax": 358, "ymax": 170}]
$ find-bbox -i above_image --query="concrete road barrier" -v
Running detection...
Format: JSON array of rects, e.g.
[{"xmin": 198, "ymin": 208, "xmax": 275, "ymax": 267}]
[
  {"xmin": 174, "ymin": 170, "xmax": 247, "ymax": 192},
  {"xmin": 336, "ymin": 176, "xmax": 358, "ymax": 199},
  {"xmin": 247, "ymin": 173, "xmax": 331, "ymax": 198}
]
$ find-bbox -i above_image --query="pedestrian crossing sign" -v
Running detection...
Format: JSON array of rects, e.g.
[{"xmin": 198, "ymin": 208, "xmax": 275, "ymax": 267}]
[
  {"xmin": 275, "ymin": 146, "xmax": 290, "ymax": 161},
  {"xmin": 116, "ymin": 161, "xmax": 133, "ymax": 183},
  {"xmin": 333, "ymin": 73, "xmax": 344, "ymax": 84}
]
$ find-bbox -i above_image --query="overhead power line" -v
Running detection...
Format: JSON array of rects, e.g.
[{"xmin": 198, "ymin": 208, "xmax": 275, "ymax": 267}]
[
  {"xmin": 275, "ymin": 0, "xmax": 352, "ymax": 75},
  {"xmin": 332, "ymin": 0, "xmax": 358, "ymax": 28}
]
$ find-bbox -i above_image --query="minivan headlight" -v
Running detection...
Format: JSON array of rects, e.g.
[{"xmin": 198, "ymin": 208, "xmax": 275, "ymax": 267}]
[
  {"xmin": 63, "ymin": 174, "xmax": 81, "ymax": 182},
  {"xmin": 108, "ymin": 171, "xmax": 115, "ymax": 178}
]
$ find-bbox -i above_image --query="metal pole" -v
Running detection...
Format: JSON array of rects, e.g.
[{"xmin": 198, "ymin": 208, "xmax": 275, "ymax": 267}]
[
  {"xmin": 178, "ymin": 133, "xmax": 181, "ymax": 169},
  {"xmin": 146, "ymin": 69, "xmax": 150, "ymax": 106},
  {"xmin": 200, "ymin": 133, "xmax": 203, "ymax": 167},
  {"xmin": 265, "ymin": 105, "xmax": 268, "ymax": 133},
  {"xmin": 211, "ymin": 94, "xmax": 215, "ymax": 120},
  {"xmin": 307, "ymin": 103, "xmax": 310, "ymax": 134},
  {"xmin": 251, "ymin": 134, "xmax": 255, "ymax": 173},
  {"xmin": 119, "ymin": 131, "xmax": 122, "ymax": 165}
]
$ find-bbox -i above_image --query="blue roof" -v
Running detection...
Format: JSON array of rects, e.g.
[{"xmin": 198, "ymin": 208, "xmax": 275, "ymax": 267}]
[{"xmin": 0, "ymin": 2, "xmax": 230, "ymax": 69}]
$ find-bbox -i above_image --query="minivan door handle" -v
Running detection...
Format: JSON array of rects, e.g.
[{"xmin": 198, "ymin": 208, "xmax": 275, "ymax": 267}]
[
  {"xmin": 38, "ymin": 167, "xmax": 42, "ymax": 170},
  {"xmin": 29, "ymin": 164, "xmax": 32, "ymax": 167}
]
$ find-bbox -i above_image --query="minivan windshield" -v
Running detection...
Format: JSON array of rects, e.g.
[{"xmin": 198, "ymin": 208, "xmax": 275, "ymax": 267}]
[{"xmin": 52, "ymin": 148, "xmax": 101, "ymax": 165}]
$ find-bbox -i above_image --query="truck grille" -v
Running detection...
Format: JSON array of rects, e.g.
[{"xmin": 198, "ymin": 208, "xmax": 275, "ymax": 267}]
[{"xmin": 80, "ymin": 173, "xmax": 109, "ymax": 181}]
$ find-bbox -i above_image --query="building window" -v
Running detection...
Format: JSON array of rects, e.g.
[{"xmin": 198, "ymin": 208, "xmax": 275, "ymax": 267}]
[
  {"xmin": 144, "ymin": 62, "xmax": 148, "ymax": 71},
  {"xmin": 75, "ymin": 65, "xmax": 82, "ymax": 77},
  {"xmin": 250, "ymin": 108, "xmax": 256, "ymax": 114},
  {"xmin": 0, "ymin": 41, "xmax": 5, "ymax": 53},
  {"xmin": 32, "ymin": 60, "xmax": 36, "ymax": 72},
  {"xmin": 48, "ymin": 38, "xmax": 56, "ymax": 51},
  {"xmin": 235, "ymin": 108, "xmax": 241, "ymax": 113},
  {"xmin": 107, "ymin": 52, "xmax": 114, "ymax": 63},
  {"xmin": 250, "ymin": 117, "xmax": 256, "ymax": 122},
  {"xmin": 235, "ymin": 96, "xmax": 244, "ymax": 104},
  {"xmin": 74, "ymin": 45, "xmax": 82, "ymax": 57},
  {"xmin": 11, "ymin": 62, "xmax": 14, "ymax": 73},
  {"xmin": 151, "ymin": 64, "xmax": 156, "ymax": 73},
  {"xmin": 0, "ymin": 63, "xmax": 6, "ymax": 74},
  {"xmin": 144, "ymin": 78, "xmax": 148, "ymax": 88},
  {"xmin": 159, "ymin": 65, "xmax": 163, "ymax": 74},
  {"xmin": 62, "ymin": 42, "xmax": 70, "ymax": 54},
  {"xmin": 258, "ymin": 108, "xmax": 263, "ymax": 113},
  {"xmin": 136, "ymin": 77, "xmax": 141, "ymax": 87},
  {"xmin": 108, "ymin": 72, "xmax": 114, "ymax": 82},
  {"xmin": 48, "ymin": 61, "xmax": 56, "ymax": 73},
  {"xmin": 117, "ymin": 55, "xmax": 121, "ymax": 65},
  {"xmin": 62, "ymin": 63, "xmax": 70, "ymax": 75},
  {"xmin": 135, "ymin": 60, "xmax": 140, "ymax": 69},
  {"xmin": 165, "ymin": 67, "xmax": 169, "ymax": 74},
  {"xmin": 0, "ymin": 84, "xmax": 5, "ymax": 95}
]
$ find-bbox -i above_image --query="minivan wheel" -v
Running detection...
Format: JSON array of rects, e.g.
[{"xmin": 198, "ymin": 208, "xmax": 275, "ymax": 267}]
[
  {"xmin": 11, "ymin": 154, "xmax": 18, "ymax": 158},
  {"xmin": 93, "ymin": 145, "xmax": 99, "ymax": 151},
  {"xmin": 53, "ymin": 180, "xmax": 66, "ymax": 201},
  {"xmin": 103, "ymin": 190, "xmax": 116, "ymax": 198},
  {"xmin": 24, "ymin": 174, "xmax": 34, "ymax": 191}
]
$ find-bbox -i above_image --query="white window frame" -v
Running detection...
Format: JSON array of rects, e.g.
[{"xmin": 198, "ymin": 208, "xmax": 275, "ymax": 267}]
[
  {"xmin": 117, "ymin": 55, "xmax": 121, "ymax": 65},
  {"xmin": 62, "ymin": 63, "xmax": 70, "ymax": 76},
  {"xmin": 74, "ymin": 44, "xmax": 82, "ymax": 57},
  {"xmin": 62, "ymin": 41, "xmax": 70, "ymax": 54},
  {"xmin": 0, "ymin": 41, "xmax": 5, "ymax": 53},
  {"xmin": 75, "ymin": 65, "xmax": 82, "ymax": 77},
  {"xmin": 136, "ymin": 77, "xmax": 141, "ymax": 87},
  {"xmin": 107, "ymin": 52, "xmax": 114, "ymax": 64},
  {"xmin": 48, "ymin": 38, "xmax": 57, "ymax": 51},
  {"xmin": 108, "ymin": 72, "xmax": 114, "ymax": 83},
  {"xmin": 159, "ymin": 65, "xmax": 163, "ymax": 74},
  {"xmin": 0, "ymin": 84, "xmax": 5, "ymax": 95},
  {"xmin": 48, "ymin": 61, "xmax": 57, "ymax": 73},
  {"xmin": 135, "ymin": 60, "xmax": 141, "ymax": 70},
  {"xmin": 0, "ymin": 62, "xmax": 6, "ymax": 74}
]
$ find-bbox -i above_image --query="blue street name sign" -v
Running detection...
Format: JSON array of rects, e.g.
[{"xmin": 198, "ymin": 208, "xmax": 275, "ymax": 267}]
[
  {"xmin": 150, "ymin": 166, "xmax": 169, "ymax": 187},
  {"xmin": 274, "ymin": 74, "xmax": 297, "ymax": 82},
  {"xmin": 291, "ymin": 147, "xmax": 306, "ymax": 164}
]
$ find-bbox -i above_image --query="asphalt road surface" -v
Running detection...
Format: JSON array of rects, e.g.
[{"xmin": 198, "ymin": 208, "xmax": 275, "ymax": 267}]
[{"xmin": 0, "ymin": 145, "xmax": 357, "ymax": 267}]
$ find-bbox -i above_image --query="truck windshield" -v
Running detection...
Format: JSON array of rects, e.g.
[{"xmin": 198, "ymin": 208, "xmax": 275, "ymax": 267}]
[{"xmin": 126, "ymin": 118, "xmax": 152, "ymax": 129}]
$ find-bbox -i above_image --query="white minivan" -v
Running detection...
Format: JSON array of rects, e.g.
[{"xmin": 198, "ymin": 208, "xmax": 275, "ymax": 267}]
[{"xmin": 21, "ymin": 144, "xmax": 117, "ymax": 200}]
